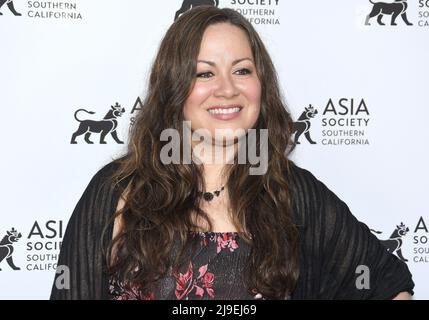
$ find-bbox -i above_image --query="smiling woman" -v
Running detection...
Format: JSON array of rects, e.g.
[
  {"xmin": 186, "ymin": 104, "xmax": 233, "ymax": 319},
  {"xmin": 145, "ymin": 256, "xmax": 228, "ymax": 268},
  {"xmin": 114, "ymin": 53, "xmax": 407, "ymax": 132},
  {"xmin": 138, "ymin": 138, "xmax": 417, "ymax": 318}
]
[
  {"xmin": 184, "ymin": 23, "xmax": 261, "ymax": 136},
  {"xmin": 50, "ymin": 6, "xmax": 414, "ymax": 300}
]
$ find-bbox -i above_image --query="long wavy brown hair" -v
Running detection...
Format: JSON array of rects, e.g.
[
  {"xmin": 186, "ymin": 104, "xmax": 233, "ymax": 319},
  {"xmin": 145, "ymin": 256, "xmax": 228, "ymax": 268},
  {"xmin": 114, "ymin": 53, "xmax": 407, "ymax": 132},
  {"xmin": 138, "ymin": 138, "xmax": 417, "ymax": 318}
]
[{"xmin": 102, "ymin": 6, "xmax": 299, "ymax": 299}]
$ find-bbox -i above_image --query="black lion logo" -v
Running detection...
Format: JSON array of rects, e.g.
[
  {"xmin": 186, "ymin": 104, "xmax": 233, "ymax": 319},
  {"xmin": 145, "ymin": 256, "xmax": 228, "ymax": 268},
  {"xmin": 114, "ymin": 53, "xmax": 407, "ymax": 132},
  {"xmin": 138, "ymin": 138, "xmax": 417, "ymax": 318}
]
[
  {"xmin": 292, "ymin": 105, "xmax": 318, "ymax": 145},
  {"xmin": 371, "ymin": 222, "xmax": 410, "ymax": 262},
  {"xmin": 365, "ymin": 0, "xmax": 413, "ymax": 26},
  {"xmin": 70, "ymin": 102, "xmax": 125, "ymax": 144},
  {"xmin": 0, "ymin": 228, "xmax": 22, "ymax": 271},
  {"xmin": 0, "ymin": 0, "xmax": 22, "ymax": 16},
  {"xmin": 175, "ymin": 0, "xmax": 219, "ymax": 21}
]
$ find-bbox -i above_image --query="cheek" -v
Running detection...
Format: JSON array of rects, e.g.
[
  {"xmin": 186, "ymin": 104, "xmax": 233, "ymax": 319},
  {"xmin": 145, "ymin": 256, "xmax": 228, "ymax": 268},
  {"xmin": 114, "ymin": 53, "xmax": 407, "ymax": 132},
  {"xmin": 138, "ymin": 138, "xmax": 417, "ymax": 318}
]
[
  {"xmin": 238, "ymin": 79, "xmax": 261, "ymax": 119},
  {"xmin": 183, "ymin": 84, "xmax": 212, "ymax": 119},
  {"xmin": 245, "ymin": 80, "xmax": 262, "ymax": 106}
]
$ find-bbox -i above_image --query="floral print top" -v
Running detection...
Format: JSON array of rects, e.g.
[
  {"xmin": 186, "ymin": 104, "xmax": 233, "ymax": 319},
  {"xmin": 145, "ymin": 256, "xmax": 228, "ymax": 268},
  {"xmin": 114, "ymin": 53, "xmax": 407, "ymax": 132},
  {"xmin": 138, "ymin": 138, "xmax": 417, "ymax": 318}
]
[{"xmin": 109, "ymin": 231, "xmax": 265, "ymax": 300}]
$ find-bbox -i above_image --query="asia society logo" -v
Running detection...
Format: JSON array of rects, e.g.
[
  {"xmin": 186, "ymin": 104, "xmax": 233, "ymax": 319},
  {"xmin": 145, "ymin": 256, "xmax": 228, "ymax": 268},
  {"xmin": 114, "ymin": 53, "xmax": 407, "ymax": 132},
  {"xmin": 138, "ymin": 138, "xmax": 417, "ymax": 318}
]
[
  {"xmin": 70, "ymin": 102, "xmax": 126, "ymax": 145},
  {"xmin": 365, "ymin": 0, "xmax": 413, "ymax": 26},
  {"xmin": 371, "ymin": 223, "xmax": 410, "ymax": 262},
  {"xmin": 371, "ymin": 217, "xmax": 429, "ymax": 264},
  {"xmin": 292, "ymin": 105, "xmax": 318, "ymax": 145},
  {"xmin": 0, "ymin": 0, "xmax": 83, "ymax": 20},
  {"xmin": 173, "ymin": 0, "xmax": 281, "ymax": 25},
  {"xmin": 412, "ymin": 216, "xmax": 429, "ymax": 263},
  {"xmin": 69, "ymin": 97, "xmax": 143, "ymax": 145},
  {"xmin": 0, "ymin": 228, "xmax": 22, "ymax": 271},
  {"xmin": 292, "ymin": 98, "xmax": 370, "ymax": 147},
  {"xmin": 175, "ymin": 0, "xmax": 219, "ymax": 21},
  {"xmin": 230, "ymin": 0, "xmax": 280, "ymax": 25},
  {"xmin": 364, "ymin": 0, "xmax": 429, "ymax": 27},
  {"xmin": 0, "ymin": 0, "xmax": 22, "ymax": 16},
  {"xmin": 0, "ymin": 221, "xmax": 63, "ymax": 272}
]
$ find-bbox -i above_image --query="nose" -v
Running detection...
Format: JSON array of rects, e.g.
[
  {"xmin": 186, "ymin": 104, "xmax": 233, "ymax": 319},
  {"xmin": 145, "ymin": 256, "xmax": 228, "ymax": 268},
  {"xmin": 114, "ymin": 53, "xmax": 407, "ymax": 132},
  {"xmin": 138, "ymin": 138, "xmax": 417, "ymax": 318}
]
[{"xmin": 213, "ymin": 74, "xmax": 239, "ymax": 99}]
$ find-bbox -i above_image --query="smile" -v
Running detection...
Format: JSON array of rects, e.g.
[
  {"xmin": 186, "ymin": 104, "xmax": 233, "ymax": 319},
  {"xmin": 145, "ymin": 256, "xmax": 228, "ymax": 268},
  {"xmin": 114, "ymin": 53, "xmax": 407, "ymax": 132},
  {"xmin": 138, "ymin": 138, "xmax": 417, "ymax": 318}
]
[{"xmin": 207, "ymin": 105, "xmax": 243, "ymax": 120}]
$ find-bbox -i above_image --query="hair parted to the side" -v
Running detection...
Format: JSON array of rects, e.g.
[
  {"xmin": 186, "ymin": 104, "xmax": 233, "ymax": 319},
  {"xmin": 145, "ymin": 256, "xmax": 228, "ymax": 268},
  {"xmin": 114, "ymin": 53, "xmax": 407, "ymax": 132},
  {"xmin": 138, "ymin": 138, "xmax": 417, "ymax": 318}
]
[{"xmin": 102, "ymin": 6, "xmax": 299, "ymax": 300}]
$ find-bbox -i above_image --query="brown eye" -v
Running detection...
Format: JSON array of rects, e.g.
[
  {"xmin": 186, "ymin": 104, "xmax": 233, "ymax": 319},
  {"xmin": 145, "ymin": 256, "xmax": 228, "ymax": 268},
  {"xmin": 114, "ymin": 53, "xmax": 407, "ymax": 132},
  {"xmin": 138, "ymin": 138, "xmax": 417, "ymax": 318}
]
[
  {"xmin": 196, "ymin": 72, "xmax": 214, "ymax": 78},
  {"xmin": 234, "ymin": 68, "xmax": 251, "ymax": 75}
]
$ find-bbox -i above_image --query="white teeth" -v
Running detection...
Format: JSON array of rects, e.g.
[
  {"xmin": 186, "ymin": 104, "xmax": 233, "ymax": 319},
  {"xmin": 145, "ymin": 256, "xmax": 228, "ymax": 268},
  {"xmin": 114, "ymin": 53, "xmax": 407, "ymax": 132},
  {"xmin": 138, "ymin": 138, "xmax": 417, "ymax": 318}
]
[{"xmin": 208, "ymin": 107, "xmax": 241, "ymax": 115}]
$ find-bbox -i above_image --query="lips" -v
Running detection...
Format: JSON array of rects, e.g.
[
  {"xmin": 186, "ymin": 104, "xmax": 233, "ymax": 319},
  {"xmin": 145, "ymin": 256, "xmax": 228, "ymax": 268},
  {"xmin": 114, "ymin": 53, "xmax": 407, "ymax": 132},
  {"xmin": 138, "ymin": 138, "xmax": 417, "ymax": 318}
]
[
  {"xmin": 207, "ymin": 104, "xmax": 243, "ymax": 113},
  {"xmin": 206, "ymin": 105, "xmax": 243, "ymax": 120}
]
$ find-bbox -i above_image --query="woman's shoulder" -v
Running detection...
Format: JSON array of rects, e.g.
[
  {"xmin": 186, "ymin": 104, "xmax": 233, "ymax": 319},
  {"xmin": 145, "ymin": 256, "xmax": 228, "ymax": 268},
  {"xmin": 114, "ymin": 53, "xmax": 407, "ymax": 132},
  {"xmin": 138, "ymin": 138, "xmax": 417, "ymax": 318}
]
[
  {"xmin": 71, "ymin": 159, "xmax": 128, "ymax": 217},
  {"xmin": 287, "ymin": 161, "xmax": 349, "ymax": 225},
  {"xmin": 91, "ymin": 160, "xmax": 122, "ymax": 183},
  {"xmin": 287, "ymin": 161, "xmax": 337, "ymax": 204},
  {"xmin": 64, "ymin": 160, "xmax": 127, "ymax": 235},
  {"xmin": 85, "ymin": 159, "xmax": 129, "ymax": 193},
  {"xmin": 285, "ymin": 162, "xmax": 415, "ymax": 299}
]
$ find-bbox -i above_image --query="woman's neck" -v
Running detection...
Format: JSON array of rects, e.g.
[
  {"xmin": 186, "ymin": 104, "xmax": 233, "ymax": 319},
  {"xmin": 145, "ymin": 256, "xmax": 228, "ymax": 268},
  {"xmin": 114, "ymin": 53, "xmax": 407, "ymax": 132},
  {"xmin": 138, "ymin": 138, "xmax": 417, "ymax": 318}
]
[
  {"xmin": 191, "ymin": 139, "xmax": 237, "ymax": 190},
  {"xmin": 203, "ymin": 163, "xmax": 228, "ymax": 190}
]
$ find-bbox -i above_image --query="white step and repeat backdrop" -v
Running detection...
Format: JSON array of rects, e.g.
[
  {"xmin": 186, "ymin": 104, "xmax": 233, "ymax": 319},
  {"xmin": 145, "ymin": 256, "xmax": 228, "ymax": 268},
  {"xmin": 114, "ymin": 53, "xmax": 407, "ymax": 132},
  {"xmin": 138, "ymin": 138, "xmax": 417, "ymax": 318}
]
[{"xmin": 0, "ymin": 0, "xmax": 428, "ymax": 299}]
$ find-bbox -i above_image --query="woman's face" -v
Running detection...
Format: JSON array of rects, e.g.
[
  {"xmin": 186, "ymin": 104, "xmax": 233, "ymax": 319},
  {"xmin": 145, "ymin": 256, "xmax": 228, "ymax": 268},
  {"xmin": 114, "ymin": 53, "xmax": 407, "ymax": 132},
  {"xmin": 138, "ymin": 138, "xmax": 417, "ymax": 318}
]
[{"xmin": 183, "ymin": 23, "xmax": 261, "ymax": 143}]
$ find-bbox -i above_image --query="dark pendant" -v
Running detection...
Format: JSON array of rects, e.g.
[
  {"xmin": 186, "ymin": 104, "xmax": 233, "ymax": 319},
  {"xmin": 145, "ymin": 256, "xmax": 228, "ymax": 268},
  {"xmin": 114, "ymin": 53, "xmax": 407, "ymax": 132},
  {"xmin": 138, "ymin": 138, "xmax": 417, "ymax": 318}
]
[
  {"xmin": 198, "ymin": 186, "xmax": 224, "ymax": 201},
  {"xmin": 203, "ymin": 192, "xmax": 214, "ymax": 201}
]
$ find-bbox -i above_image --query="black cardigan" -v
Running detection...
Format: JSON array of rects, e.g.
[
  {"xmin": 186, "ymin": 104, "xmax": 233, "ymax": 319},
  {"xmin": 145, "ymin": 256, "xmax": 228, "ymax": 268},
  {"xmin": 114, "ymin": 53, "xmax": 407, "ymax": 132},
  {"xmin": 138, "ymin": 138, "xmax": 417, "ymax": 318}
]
[{"xmin": 50, "ymin": 161, "xmax": 414, "ymax": 299}]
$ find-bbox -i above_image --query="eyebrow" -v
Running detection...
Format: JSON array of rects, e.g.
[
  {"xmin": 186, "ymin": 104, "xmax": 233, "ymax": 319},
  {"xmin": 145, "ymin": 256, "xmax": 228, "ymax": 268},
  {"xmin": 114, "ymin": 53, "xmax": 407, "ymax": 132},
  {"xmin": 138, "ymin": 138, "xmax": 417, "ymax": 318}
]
[{"xmin": 197, "ymin": 57, "xmax": 253, "ymax": 66}]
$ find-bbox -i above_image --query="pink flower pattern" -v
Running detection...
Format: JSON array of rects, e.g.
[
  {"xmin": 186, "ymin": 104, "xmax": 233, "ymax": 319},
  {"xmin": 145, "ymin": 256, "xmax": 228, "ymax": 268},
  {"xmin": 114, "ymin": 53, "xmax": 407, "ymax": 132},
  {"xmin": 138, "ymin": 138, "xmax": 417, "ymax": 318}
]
[
  {"xmin": 173, "ymin": 261, "xmax": 215, "ymax": 299},
  {"xmin": 194, "ymin": 232, "xmax": 239, "ymax": 253},
  {"xmin": 109, "ymin": 279, "xmax": 155, "ymax": 300},
  {"xmin": 110, "ymin": 232, "xmax": 243, "ymax": 300},
  {"xmin": 215, "ymin": 233, "xmax": 239, "ymax": 253}
]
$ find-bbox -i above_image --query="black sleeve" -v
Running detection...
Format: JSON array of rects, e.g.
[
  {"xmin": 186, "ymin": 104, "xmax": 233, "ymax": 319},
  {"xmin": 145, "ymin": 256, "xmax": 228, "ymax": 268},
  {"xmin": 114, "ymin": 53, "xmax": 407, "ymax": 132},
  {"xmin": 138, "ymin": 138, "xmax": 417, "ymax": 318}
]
[
  {"xmin": 290, "ymin": 164, "xmax": 415, "ymax": 299},
  {"xmin": 49, "ymin": 162, "xmax": 119, "ymax": 300}
]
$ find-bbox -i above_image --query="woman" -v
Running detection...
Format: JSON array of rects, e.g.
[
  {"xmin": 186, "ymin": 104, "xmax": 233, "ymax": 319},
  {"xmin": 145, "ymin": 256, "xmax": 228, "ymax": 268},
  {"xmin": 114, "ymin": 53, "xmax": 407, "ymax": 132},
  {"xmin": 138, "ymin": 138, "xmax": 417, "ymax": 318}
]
[{"xmin": 50, "ymin": 6, "xmax": 414, "ymax": 300}]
